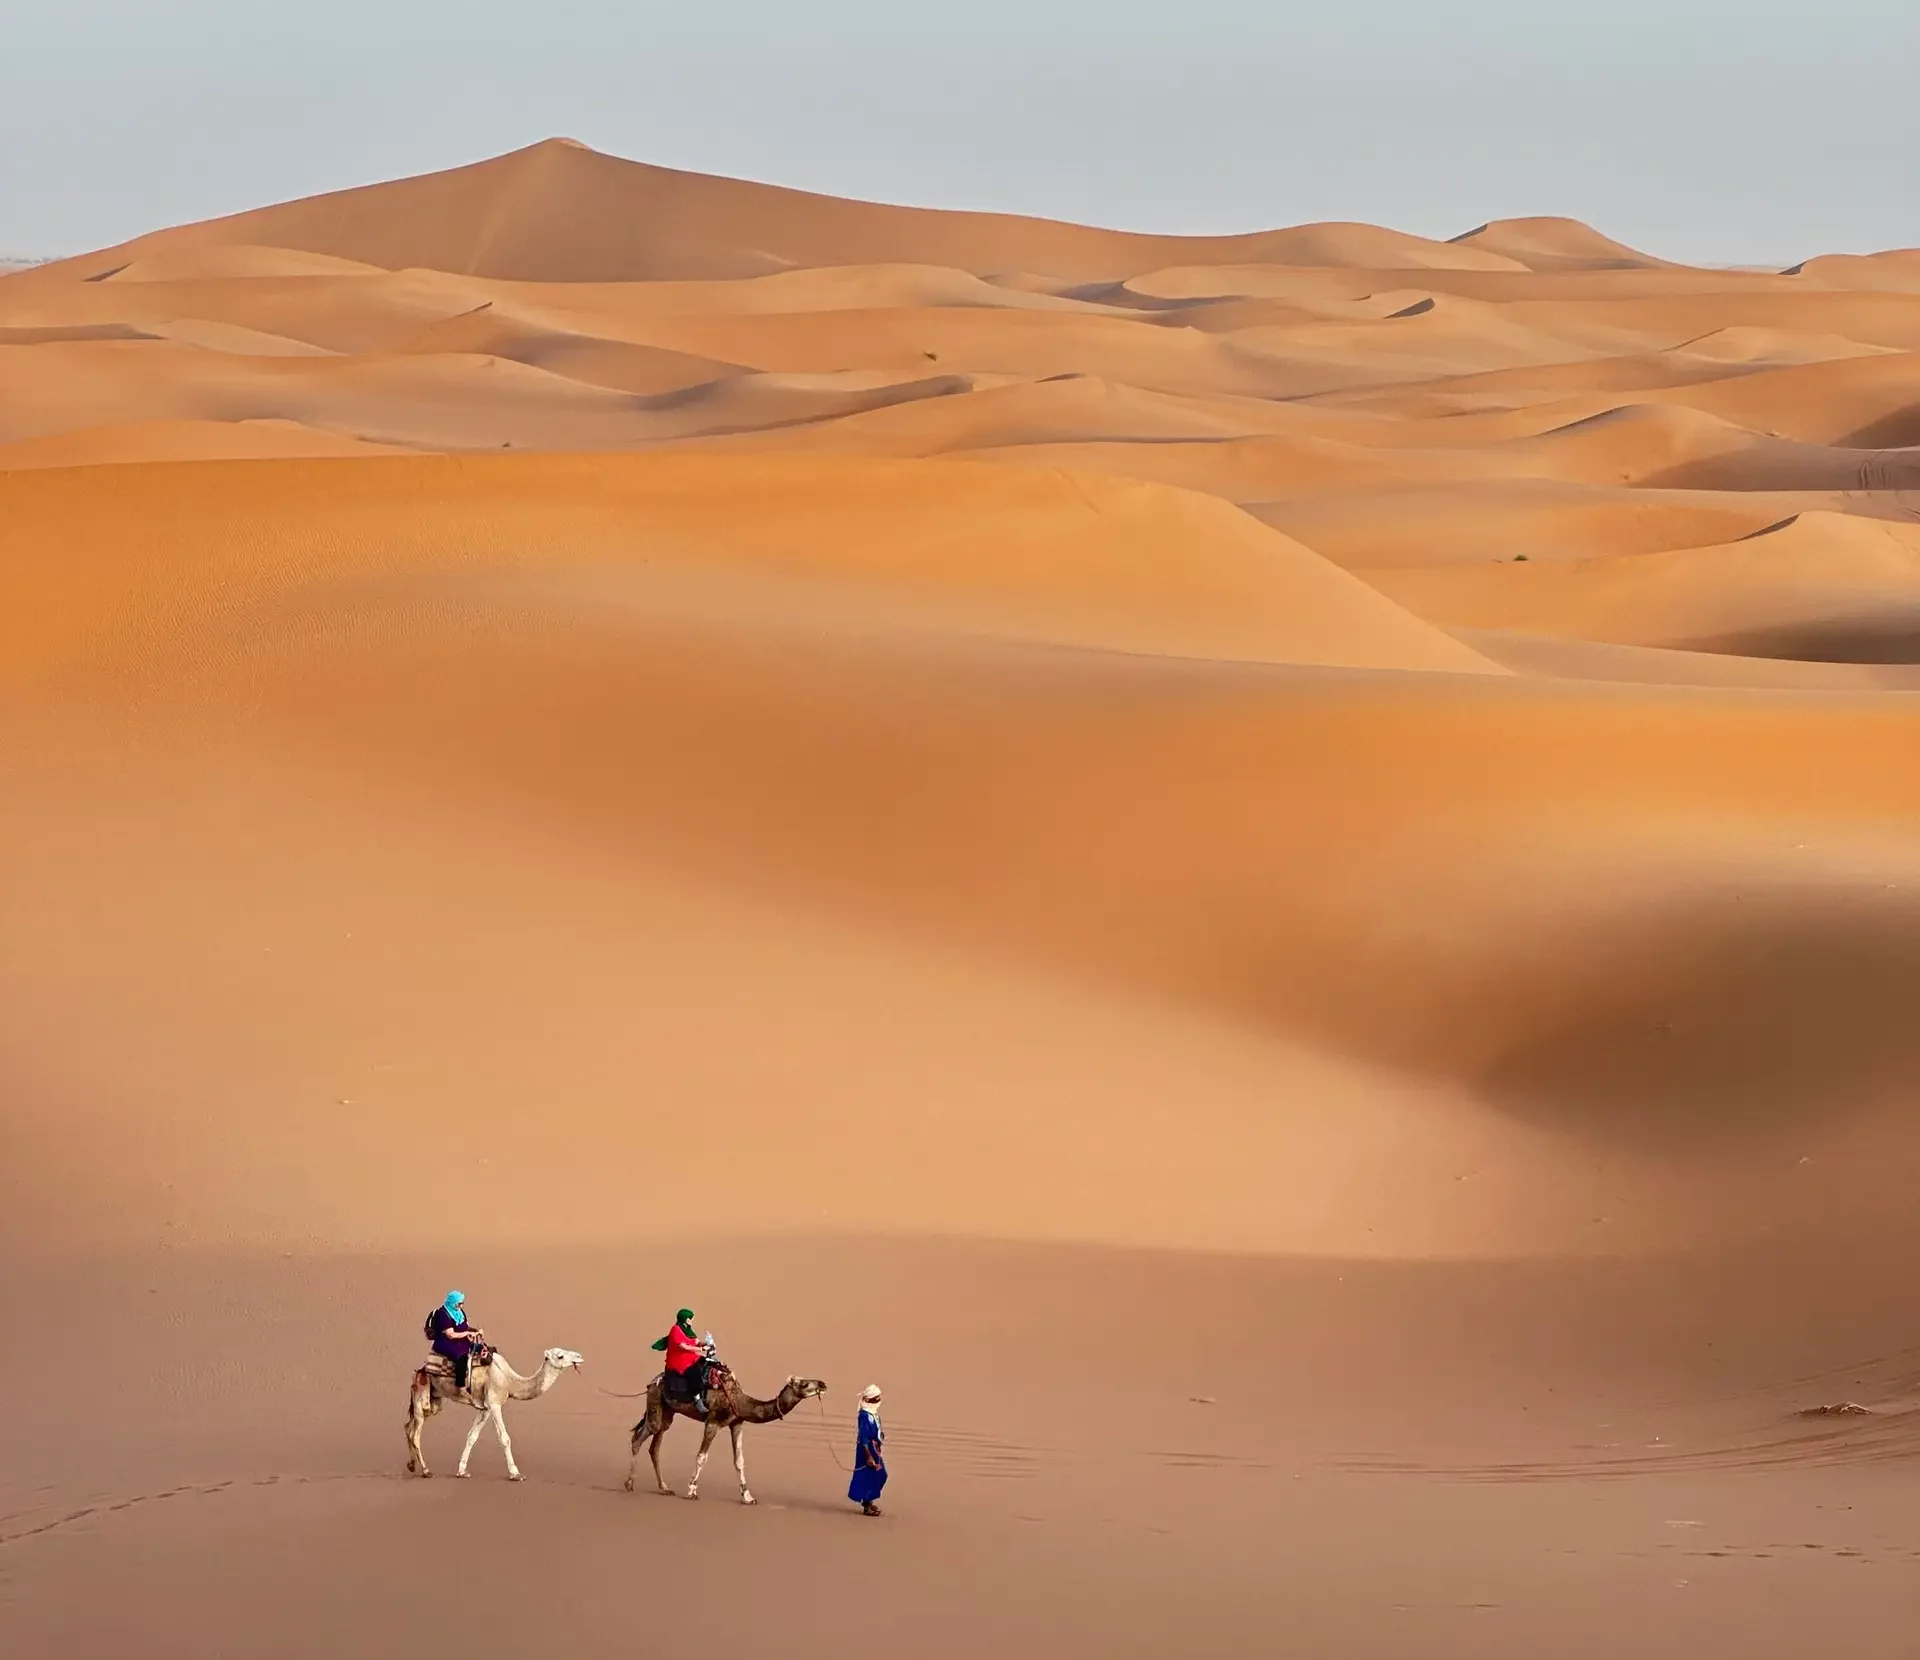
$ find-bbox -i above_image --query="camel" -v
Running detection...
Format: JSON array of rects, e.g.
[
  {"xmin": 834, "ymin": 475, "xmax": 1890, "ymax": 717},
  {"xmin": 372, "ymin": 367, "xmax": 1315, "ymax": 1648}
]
[
  {"xmin": 624, "ymin": 1366, "xmax": 827, "ymax": 1504},
  {"xmin": 405, "ymin": 1345, "xmax": 584, "ymax": 1480}
]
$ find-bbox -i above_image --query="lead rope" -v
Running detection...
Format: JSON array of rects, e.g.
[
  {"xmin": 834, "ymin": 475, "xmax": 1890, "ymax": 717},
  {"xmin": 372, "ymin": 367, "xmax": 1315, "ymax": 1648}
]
[{"xmin": 814, "ymin": 1393, "xmax": 852, "ymax": 1472}]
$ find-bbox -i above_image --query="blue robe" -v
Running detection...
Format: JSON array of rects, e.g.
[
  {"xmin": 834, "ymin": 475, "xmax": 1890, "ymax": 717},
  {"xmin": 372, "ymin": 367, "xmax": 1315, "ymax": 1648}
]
[{"xmin": 848, "ymin": 1408, "xmax": 887, "ymax": 1504}]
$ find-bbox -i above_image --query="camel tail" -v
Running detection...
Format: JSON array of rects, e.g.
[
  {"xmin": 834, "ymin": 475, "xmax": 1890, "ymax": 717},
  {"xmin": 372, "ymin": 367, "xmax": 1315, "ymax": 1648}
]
[{"xmin": 630, "ymin": 1420, "xmax": 652, "ymax": 1451}]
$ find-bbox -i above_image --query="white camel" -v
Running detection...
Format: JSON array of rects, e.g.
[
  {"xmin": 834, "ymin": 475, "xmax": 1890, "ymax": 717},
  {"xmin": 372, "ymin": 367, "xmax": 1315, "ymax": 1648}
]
[{"xmin": 405, "ymin": 1346, "xmax": 584, "ymax": 1480}]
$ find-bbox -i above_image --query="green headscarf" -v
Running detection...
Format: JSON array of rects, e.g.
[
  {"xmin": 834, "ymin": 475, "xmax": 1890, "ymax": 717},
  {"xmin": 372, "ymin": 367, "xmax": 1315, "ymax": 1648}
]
[{"xmin": 651, "ymin": 1308, "xmax": 697, "ymax": 1352}]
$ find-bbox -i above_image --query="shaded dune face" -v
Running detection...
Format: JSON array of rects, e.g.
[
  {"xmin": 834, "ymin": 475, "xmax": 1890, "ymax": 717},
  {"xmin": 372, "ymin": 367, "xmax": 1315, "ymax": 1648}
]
[
  {"xmin": 1243, "ymin": 885, "xmax": 1920, "ymax": 1152},
  {"xmin": 1474, "ymin": 894, "xmax": 1920, "ymax": 1148},
  {"xmin": 1681, "ymin": 609, "xmax": 1920, "ymax": 663},
  {"xmin": 6, "ymin": 140, "xmax": 1920, "ymax": 1273}
]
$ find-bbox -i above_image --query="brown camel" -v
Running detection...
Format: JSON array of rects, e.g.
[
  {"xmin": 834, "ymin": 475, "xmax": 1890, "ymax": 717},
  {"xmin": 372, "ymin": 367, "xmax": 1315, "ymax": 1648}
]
[{"xmin": 624, "ymin": 1366, "xmax": 827, "ymax": 1504}]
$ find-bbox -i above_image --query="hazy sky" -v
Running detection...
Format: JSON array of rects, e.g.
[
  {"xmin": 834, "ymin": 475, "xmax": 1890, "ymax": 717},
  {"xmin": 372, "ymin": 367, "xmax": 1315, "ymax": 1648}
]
[{"xmin": 2, "ymin": 0, "xmax": 1916, "ymax": 264}]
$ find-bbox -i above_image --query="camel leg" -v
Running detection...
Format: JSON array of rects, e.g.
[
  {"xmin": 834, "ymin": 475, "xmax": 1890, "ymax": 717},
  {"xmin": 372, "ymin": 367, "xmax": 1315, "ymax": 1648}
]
[
  {"xmin": 456, "ymin": 1399, "xmax": 490, "ymax": 1478},
  {"xmin": 405, "ymin": 1375, "xmax": 433, "ymax": 1477},
  {"xmin": 625, "ymin": 1416, "xmax": 654, "ymax": 1493},
  {"xmin": 490, "ymin": 1403, "xmax": 522, "ymax": 1481},
  {"xmin": 730, "ymin": 1422, "xmax": 755, "ymax": 1506},
  {"xmin": 687, "ymin": 1419, "xmax": 721, "ymax": 1500},
  {"xmin": 649, "ymin": 1410, "xmax": 674, "ymax": 1495}
]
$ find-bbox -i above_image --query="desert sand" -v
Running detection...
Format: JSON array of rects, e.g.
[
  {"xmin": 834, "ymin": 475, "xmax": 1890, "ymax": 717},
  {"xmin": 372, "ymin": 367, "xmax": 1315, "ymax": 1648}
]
[{"xmin": 5, "ymin": 141, "xmax": 1920, "ymax": 1658}]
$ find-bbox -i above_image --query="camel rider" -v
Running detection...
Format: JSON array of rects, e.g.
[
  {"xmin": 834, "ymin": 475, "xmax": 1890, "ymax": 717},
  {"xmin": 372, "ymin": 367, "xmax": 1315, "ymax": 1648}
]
[
  {"xmin": 653, "ymin": 1307, "xmax": 710, "ymax": 1414},
  {"xmin": 426, "ymin": 1290, "xmax": 485, "ymax": 1398}
]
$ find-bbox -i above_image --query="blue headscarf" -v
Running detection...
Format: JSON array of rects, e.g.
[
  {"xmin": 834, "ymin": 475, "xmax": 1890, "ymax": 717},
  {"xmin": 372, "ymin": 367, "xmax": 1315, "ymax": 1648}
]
[{"xmin": 444, "ymin": 1290, "xmax": 466, "ymax": 1325}]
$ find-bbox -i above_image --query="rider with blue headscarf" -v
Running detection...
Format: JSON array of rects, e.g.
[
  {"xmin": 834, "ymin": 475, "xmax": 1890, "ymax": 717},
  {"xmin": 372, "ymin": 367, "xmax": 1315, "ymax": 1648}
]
[{"xmin": 426, "ymin": 1290, "xmax": 485, "ymax": 1394}]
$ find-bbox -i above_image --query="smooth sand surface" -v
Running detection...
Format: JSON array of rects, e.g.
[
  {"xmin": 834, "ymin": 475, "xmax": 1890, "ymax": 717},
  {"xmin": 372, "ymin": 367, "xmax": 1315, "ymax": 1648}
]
[{"xmin": 6, "ymin": 142, "xmax": 1920, "ymax": 1658}]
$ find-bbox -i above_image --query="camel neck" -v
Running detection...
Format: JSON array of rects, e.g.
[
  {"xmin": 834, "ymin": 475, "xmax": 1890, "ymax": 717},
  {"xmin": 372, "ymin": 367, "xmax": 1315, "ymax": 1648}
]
[
  {"xmin": 496, "ymin": 1358, "xmax": 553, "ymax": 1401},
  {"xmin": 739, "ymin": 1386, "xmax": 797, "ymax": 1425}
]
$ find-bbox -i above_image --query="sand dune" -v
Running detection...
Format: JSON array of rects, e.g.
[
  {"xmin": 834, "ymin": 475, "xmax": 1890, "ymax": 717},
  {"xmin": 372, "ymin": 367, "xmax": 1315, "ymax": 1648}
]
[
  {"xmin": 1373, "ymin": 511, "xmax": 1920, "ymax": 658},
  {"xmin": 9, "ymin": 140, "xmax": 1920, "ymax": 1660},
  {"xmin": 1649, "ymin": 349, "xmax": 1920, "ymax": 446},
  {"xmin": 0, "ymin": 415, "xmax": 417, "ymax": 469},
  {"xmin": 672, "ymin": 373, "xmax": 1339, "ymax": 457},
  {"xmin": 1124, "ymin": 225, "xmax": 1530, "ymax": 285},
  {"xmin": 1250, "ymin": 480, "xmax": 1809, "ymax": 568},
  {"xmin": 29, "ymin": 140, "xmax": 1561, "ymax": 286},
  {"xmin": 1788, "ymin": 249, "xmax": 1920, "ymax": 291},
  {"xmin": 101, "ymin": 242, "xmax": 395, "ymax": 282},
  {"xmin": 0, "ymin": 452, "xmax": 1500, "ymax": 678},
  {"xmin": 504, "ymin": 261, "xmax": 1117, "ymax": 317},
  {"xmin": 1464, "ymin": 626, "xmax": 1920, "ymax": 690},
  {"xmin": 1451, "ymin": 216, "xmax": 1674, "ymax": 272},
  {"xmin": 381, "ymin": 304, "xmax": 748, "ymax": 395}
]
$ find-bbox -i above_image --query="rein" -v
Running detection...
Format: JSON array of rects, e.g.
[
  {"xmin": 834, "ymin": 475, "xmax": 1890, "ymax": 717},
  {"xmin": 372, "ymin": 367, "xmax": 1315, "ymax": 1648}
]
[
  {"xmin": 813, "ymin": 1392, "xmax": 852, "ymax": 1472},
  {"xmin": 594, "ymin": 1364, "xmax": 733, "ymax": 1405}
]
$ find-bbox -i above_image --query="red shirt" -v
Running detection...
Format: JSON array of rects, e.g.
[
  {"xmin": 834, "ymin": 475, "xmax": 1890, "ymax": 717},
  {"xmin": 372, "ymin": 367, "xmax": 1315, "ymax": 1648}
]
[{"xmin": 664, "ymin": 1325, "xmax": 703, "ymax": 1374}]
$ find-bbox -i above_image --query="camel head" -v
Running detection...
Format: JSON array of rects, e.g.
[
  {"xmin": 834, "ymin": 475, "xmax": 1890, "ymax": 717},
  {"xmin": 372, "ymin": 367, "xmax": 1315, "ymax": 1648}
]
[
  {"xmin": 785, "ymin": 1376, "xmax": 827, "ymax": 1400},
  {"xmin": 544, "ymin": 1348, "xmax": 586, "ymax": 1372}
]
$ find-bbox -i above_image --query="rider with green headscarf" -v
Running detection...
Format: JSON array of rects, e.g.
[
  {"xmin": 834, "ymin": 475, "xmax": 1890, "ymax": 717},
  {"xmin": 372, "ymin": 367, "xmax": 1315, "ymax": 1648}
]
[{"xmin": 653, "ymin": 1307, "xmax": 710, "ymax": 1413}]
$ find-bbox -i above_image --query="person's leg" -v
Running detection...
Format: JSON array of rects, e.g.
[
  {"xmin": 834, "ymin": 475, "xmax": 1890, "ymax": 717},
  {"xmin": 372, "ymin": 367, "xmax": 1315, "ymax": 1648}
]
[{"xmin": 452, "ymin": 1352, "xmax": 469, "ymax": 1391}]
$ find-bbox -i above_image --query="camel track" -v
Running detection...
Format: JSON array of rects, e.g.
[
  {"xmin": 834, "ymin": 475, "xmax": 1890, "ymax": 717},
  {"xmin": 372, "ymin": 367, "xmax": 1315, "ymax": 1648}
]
[
  {"xmin": 1857, "ymin": 453, "xmax": 1920, "ymax": 517},
  {"xmin": 0, "ymin": 1472, "xmax": 356, "ymax": 1550}
]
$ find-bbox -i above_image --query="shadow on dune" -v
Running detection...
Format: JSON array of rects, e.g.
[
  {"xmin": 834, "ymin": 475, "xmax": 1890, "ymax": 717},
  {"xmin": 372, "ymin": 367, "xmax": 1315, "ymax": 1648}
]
[
  {"xmin": 1443, "ymin": 892, "xmax": 1920, "ymax": 1152},
  {"xmin": 1672, "ymin": 608, "xmax": 1920, "ymax": 665},
  {"xmin": 1841, "ymin": 405, "xmax": 1920, "ymax": 451},
  {"xmin": 1644, "ymin": 447, "xmax": 1920, "ymax": 495}
]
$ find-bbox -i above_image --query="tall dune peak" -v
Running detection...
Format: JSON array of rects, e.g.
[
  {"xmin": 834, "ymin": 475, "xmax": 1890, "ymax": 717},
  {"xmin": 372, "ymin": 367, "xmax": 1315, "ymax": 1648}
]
[
  {"xmin": 1448, "ymin": 215, "xmax": 1670, "ymax": 272},
  {"xmin": 40, "ymin": 142, "xmax": 1571, "ymax": 287}
]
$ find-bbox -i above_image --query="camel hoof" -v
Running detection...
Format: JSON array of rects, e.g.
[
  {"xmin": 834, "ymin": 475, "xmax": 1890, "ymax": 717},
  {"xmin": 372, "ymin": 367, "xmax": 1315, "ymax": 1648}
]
[
  {"xmin": 741, "ymin": 1492, "xmax": 757, "ymax": 1506},
  {"xmin": 623, "ymin": 1477, "xmax": 635, "ymax": 1493},
  {"xmin": 685, "ymin": 1488, "xmax": 699, "ymax": 1501},
  {"xmin": 507, "ymin": 1473, "xmax": 523, "ymax": 1483}
]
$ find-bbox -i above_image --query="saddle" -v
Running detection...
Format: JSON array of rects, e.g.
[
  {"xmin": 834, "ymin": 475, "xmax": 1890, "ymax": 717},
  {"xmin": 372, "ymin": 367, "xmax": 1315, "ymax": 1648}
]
[
  {"xmin": 662, "ymin": 1361, "xmax": 730, "ymax": 1414},
  {"xmin": 418, "ymin": 1341, "xmax": 495, "ymax": 1394}
]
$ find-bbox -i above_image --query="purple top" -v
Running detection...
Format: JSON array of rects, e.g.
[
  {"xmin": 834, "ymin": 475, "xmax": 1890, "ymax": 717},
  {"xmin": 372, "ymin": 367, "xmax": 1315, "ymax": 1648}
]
[{"xmin": 429, "ymin": 1305, "xmax": 472, "ymax": 1360}]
